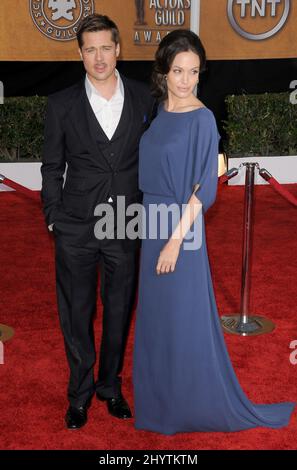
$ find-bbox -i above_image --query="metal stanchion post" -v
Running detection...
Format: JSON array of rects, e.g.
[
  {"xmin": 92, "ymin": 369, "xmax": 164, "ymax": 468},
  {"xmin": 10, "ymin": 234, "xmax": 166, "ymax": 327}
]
[{"xmin": 221, "ymin": 163, "xmax": 275, "ymax": 336}]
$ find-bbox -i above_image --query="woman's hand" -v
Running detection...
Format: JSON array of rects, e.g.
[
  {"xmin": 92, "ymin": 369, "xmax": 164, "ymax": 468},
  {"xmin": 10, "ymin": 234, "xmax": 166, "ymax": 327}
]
[{"xmin": 156, "ymin": 239, "xmax": 182, "ymax": 275}]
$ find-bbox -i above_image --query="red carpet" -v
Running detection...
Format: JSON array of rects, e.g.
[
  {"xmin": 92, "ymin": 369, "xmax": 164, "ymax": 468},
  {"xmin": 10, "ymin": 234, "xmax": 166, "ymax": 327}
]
[{"xmin": 0, "ymin": 183, "xmax": 296, "ymax": 450}]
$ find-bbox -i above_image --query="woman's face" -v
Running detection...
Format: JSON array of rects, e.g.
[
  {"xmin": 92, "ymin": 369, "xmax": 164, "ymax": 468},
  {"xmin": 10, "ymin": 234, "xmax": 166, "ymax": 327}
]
[{"xmin": 166, "ymin": 50, "xmax": 200, "ymax": 100}]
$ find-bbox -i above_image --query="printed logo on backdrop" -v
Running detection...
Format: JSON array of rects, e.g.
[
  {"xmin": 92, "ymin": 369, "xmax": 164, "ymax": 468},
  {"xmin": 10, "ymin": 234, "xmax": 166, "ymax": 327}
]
[
  {"xmin": 134, "ymin": 0, "xmax": 191, "ymax": 46},
  {"xmin": 30, "ymin": 0, "xmax": 95, "ymax": 41},
  {"xmin": 227, "ymin": 0, "xmax": 291, "ymax": 41}
]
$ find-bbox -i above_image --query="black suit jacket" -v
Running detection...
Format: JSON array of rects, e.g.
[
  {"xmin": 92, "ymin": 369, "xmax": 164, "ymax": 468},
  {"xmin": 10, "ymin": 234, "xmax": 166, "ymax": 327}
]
[{"xmin": 41, "ymin": 75, "xmax": 155, "ymax": 227}]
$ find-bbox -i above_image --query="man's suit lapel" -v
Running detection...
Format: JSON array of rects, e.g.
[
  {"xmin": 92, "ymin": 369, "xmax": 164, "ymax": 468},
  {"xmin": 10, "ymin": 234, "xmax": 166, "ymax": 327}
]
[
  {"xmin": 84, "ymin": 75, "xmax": 135, "ymax": 172},
  {"xmin": 67, "ymin": 81, "xmax": 112, "ymax": 169},
  {"xmin": 67, "ymin": 76, "xmax": 147, "ymax": 171},
  {"xmin": 110, "ymin": 79, "xmax": 134, "ymax": 170},
  {"xmin": 111, "ymin": 76, "xmax": 147, "ymax": 171}
]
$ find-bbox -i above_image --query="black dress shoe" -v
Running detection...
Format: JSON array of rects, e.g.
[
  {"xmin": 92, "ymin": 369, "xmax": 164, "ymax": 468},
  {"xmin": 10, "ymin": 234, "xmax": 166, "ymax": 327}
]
[
  {"xmin": 65, "ymin": 401, "xmax": 91, "ymax": 430},
  {"xmin": 96, "ymin": 392, "xmax": 132, "ymax": 419}
]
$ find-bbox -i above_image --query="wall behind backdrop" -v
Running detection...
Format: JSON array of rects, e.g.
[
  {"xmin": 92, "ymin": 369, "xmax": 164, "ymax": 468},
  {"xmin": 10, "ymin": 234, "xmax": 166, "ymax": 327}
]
[{"xmin": 1, "ymin": 58, "xmax": 296, "ymax": 140}]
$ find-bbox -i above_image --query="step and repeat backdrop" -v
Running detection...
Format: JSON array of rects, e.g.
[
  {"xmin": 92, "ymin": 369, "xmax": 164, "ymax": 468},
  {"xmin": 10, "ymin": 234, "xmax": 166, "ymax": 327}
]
[
  {"xmin": 0, "ymin": 0, "xmax": 296, "ymax": 61},
  {"xmin": 0, "ymin": 0, "xmax": 191, "ymax": 61}
]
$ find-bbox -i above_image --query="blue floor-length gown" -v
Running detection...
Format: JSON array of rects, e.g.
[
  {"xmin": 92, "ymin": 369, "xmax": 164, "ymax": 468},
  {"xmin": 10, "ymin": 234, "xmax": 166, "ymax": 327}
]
[{"xmin": 133, "ymin": 105, "xmax": 295, "ymax": 435}]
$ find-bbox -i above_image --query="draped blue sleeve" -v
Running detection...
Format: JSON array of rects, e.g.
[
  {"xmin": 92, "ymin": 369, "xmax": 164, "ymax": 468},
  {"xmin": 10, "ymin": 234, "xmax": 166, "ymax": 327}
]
[
  {"xmin": 192, "ymin": 110, "xmax": 220, "ymax": 213},
  {"xmin": 166, "ymin": 108, "xmax": 220, "ymax": 214}
]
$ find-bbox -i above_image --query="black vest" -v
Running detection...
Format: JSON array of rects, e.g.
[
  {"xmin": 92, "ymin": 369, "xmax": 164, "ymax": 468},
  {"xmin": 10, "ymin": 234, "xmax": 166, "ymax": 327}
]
[{"xmin": 85, "ymin": 92, "xmax": 135, "ymax": 201}]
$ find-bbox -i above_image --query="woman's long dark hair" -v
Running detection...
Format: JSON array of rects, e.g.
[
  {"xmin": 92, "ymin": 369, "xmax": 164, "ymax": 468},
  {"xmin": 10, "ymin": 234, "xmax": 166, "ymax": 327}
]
[{"xmin": 151, "ymin": 29, "xmax": 206, "ymax": 102}]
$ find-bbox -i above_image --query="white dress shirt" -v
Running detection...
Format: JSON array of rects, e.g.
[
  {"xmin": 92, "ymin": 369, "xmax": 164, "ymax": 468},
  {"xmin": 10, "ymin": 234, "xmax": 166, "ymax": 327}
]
[{"xmin": 85, "ymin": 70, "xmax": 124, "ymax": 140}]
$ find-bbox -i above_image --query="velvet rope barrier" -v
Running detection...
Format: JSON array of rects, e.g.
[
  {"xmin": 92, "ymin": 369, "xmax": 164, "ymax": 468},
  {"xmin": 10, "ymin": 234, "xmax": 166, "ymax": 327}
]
[
  {"xmin": 259, "ymin": 168, "xmax": 297, "ymax": 208},
  {"xmin": 0, "ymin": 175, "xmax": 35, "ymax": 345},
  {"xmin": 0, "ymin": 174, "xmax": 40, "ymax": 201},
  {"xmin": 220, "ymin": 162, "xmax": 296, "ymax": 336},
  {"xmin": 219, "ymin": 167, "xmax": 239, "ymax": 184}
]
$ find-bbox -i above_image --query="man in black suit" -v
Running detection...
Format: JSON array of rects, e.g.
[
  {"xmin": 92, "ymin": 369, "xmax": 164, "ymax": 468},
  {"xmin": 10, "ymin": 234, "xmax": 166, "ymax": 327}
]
[{"xmin": 41, "ymin": 14, "xmax": 154, "ymax": 429}]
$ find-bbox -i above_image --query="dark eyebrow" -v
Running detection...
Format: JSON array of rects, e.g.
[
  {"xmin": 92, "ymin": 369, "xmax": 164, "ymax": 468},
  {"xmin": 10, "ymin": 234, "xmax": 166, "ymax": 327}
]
[{"xmin": 172, "ymin": 66, "xmax": 200, "ymax": 71}]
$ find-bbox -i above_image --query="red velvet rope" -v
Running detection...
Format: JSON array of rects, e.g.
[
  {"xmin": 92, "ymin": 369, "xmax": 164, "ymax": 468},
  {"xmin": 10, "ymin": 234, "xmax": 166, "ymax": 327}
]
[
  {"xmin": 219, "ymin": 168, "xmax": 297, "ymax": 208},
  {"xmin": 0, "ymin": 177, "xmax": 40, "ymax": 200},
  {"xmin": 219, "ymin": 174, "xmax": 229, "ymax": 184},
  {"xmin": 259, "ymin": 170, "xmax": 297, "ymax": 208},
  {"xmin": 2, "ymin": 172, "xmax": 296, "ymax": 208}
]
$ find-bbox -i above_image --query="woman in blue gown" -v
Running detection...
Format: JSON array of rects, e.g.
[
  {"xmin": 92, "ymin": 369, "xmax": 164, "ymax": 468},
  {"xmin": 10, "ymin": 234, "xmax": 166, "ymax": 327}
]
[{"xmin": 133, "ymin": 30, "xmax": 295, "ymax": 435}]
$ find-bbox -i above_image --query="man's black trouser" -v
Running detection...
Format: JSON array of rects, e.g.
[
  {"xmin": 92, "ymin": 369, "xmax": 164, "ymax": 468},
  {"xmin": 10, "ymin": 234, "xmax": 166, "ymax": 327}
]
[{"xmin": 54, "ymin": 218, "xmax": 138, "ymax": 408}]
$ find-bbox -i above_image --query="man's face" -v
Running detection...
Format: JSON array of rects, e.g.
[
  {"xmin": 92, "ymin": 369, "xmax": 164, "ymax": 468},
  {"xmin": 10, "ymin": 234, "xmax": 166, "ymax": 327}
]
[{"xmin": 79, "ymin": 30, "xmax": 120, "ymax": 84}]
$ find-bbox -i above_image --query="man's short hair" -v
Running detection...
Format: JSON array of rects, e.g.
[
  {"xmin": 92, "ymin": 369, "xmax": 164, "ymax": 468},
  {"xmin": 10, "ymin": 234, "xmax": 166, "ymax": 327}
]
[{"xmin": 77, "ymin": 14, "xmax": 120, "ymax": 49}]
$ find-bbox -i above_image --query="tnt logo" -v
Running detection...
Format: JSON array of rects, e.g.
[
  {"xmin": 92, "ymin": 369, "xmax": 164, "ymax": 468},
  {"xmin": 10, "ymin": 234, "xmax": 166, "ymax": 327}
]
[
  {"xmin": 228, "ymin": 0, "xmax": 291, "ymax": 40},
  {"xmin": 48, "ymin": 0, "xmax": 76, "ymax": 21}
]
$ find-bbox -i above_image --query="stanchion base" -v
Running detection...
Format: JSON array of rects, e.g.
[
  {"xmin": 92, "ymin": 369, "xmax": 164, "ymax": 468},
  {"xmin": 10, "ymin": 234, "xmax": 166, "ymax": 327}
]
[
  {"xmin": 0, "ymin": 324, "xmax": 14, "ymax": 342},
  {"xmin": 221, "ymin": 315, "xmax": 275, "ymax": 336}
]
